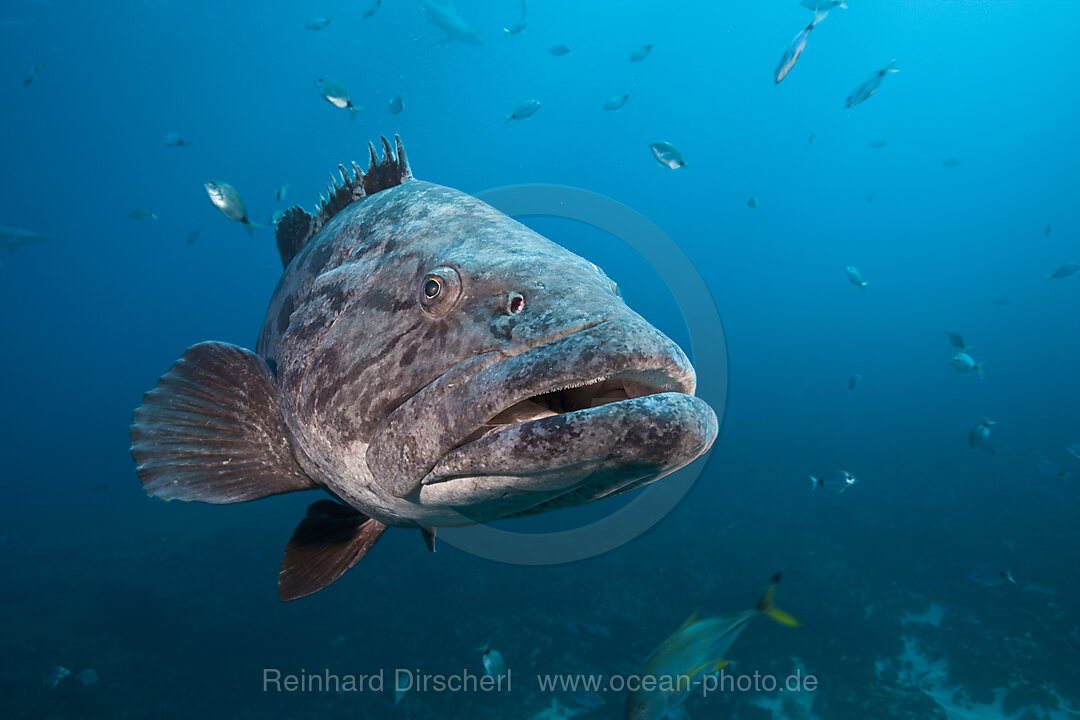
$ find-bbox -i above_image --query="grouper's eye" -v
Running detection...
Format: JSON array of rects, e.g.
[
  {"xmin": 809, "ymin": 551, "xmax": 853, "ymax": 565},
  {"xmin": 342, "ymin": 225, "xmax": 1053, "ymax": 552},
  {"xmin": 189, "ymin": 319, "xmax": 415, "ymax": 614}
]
[{"xmin": 420, "ymin": 266, "xmax": 461, "ymax": 317}]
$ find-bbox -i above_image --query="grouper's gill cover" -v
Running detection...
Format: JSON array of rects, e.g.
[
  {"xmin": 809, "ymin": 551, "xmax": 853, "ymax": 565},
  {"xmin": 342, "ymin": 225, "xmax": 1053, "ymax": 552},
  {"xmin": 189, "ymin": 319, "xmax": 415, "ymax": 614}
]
[{"xmin": 131, "ymin": 136, "xmax": 719, "ymax": 602}]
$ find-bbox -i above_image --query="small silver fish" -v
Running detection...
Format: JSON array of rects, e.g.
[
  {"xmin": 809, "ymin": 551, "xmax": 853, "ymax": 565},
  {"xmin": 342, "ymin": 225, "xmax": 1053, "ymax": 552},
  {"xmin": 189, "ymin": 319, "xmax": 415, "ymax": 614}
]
[
  {"xmin": 388, "ymin": 95, "xmax": 404, "ymax": 114},
  {"xmin": 846, "ymin": 59, "xmax": 898, "ymax": 108},
  {"xmin": 1044, "ymin": 224, "xmax": 1052, "ymax": 236},
  {"xmin": 942, "ymin": 158, "xmax": 960, "ymax": 167},
  {"xmin": 969, "ymin": 562, "xmax": 1014, "ymax": 587},
  {"xmin": 129, "ymin": 209, "xmax": 158, "ymax": 221},
  {"xmin": 163, "ymin": 132, "xmax": 190, "ymax": 148},
  {"xmin": 811, "ymin": 469, "xmax": 857, "ymax": 493},
  {"xmin": 43, "ymin": 666, "xmax": 70, "ymax": 688},
  {"xmin": 649, "ymin": 141, "xmax": 685, "ymax": 170},
  {"xmin": 362, "ymin": 0, "xmax": 381, "ymax": 19},
  {"xmin": 631, "ymin": 44, "xmax": 654, "ymax": 62},
  {"xmin": 549, "ymin": 44, "xmax": 571, "ymax": 56},
  {"xmin": 22, "ymin": 64, "xmax": 41, "ymax": 87},
  {"xmin": 808, "ymin": 132, "xmax": 815, "ymax": 146},
  {"xmin": 420, "ymin": 0, "xmax": 483, "ymax": 45},
  {"xmin": 866, "ymin": 189, "xmax": 877, "ymax": 203},
  {"xmin": 506, "ymin": 99, "xmax": 541, "ymax": 122},
  {"xmin": 603, "ymin": 94, "xmax": 630, "ymax": 111},
  {"xmin": 316, "ymin": 77, "xmax": 359, "ymax": 117},
  {"xmin": 185, "ymin": 228, "xmax": 202, "ymax": 245},
  {"xmin": 305, "ymin": 17, "xmax": 332, "ymax": 30},
  {"xmin": 945, "ymin": 331, "xmax": 967, "ymax": 350},
  {"xmin": 950, "ymin": 352, "xmax": 983, "ymax": 378},
  {"xmin": 481, "ymin": 646, "xmax": 507, "ymax": 678},
  {"xmin": 203, "ymin": 180, "xmax": 258, "ymax": 235},
  {"xmin": 1066, "ymin": 443, "xmax": 1080, "ymax": 459},
  {"xmin": 1048, "ymin": 263, "xmax": 1079, "ymax": 280},
  {"xmin": 1035, "ymin": 453, "xmax": 1072, "ymax": 480},
  {"xmin": 845, "ymin": 265, "xmax": 867, "ymax": 290},
  {"xmin": 969, "ymin": 419, "xmax": 995, "ymax": 453},
  {"xmin": 848, "ymin": 374, "xmax": 862, "ymax": 392},
  {"xmin": 747, "ymin": 196, "xmax": 758, "ymax": 209},
  {"xmin": 276, "ymin": 183, "xmax": 289, "ymax": 203},
  {"xmin": 0, "ymin": 224, "xmax": 48, "ymax": 252},
  {"xmin": 868, "ymin": 139, "xmax": 887, "ymax": 148},
  {"xmin": 774, "ymin": 10, "xmax": 827, "ymax": 84}
]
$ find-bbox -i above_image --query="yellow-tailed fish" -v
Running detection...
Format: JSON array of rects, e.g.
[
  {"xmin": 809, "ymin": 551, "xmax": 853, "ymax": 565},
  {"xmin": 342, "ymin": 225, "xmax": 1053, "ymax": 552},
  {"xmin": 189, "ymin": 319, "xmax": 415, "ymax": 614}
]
[{"xmin": 625, "ymin": 573, "xmax": 799, "ymax": 720}]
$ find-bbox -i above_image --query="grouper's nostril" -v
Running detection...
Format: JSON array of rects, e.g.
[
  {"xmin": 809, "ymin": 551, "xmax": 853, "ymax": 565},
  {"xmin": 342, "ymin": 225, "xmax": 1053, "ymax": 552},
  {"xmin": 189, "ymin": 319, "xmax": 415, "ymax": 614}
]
[{"xmin": 505, "ymin": 291, "xmax": 525, "ymax": 316}]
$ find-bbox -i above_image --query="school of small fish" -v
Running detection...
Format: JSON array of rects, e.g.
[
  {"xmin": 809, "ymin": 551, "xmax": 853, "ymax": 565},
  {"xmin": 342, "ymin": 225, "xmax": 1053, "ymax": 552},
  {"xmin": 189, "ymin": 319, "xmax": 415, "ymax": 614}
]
[{"xmin": 7, "ymin": 7, "xmax": 1076, "ymax": 716}]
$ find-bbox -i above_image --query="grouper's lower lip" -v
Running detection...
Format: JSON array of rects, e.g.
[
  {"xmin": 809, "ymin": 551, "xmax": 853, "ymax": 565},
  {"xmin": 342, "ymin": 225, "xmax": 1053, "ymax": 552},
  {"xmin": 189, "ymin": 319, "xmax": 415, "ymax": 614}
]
[
  {"xmin": 416, "ymin": 393, "xmax": 718, "ymax": 516},
  {"xmin": 421, "ymin": 392, "xmax": 718, "ymax": 489}
]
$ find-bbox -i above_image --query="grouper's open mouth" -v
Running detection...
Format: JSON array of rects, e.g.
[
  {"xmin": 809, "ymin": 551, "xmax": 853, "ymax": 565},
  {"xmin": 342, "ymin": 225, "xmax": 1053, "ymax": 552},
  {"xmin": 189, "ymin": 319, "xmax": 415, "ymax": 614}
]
[
  {"xmin": 366, "ymin": 317, "xmax": 718, "ymax": 511},
  {"xmin": 428, "ymin": 370, "xmax": 705, "ymax": 481}
]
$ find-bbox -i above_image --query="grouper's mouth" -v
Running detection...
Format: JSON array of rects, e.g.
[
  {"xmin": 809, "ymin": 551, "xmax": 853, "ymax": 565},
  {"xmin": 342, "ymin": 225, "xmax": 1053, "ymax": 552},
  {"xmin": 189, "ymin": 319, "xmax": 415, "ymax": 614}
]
[
  {"xmin": 365, "ymin": 318, "xmax": 718, "ymax": 511},
  {"xmin": 452, "ymin": 367, "xmax": 682, "ymax": 450}
]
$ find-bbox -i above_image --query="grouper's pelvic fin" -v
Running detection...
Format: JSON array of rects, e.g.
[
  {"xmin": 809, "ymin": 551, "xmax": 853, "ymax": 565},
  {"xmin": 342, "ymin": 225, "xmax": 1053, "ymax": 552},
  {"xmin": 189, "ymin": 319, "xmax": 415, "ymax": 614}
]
[
  {"xmin": 130, "ymin": 341, "xmax": 317, "ymax": 503},
  {"xmin": 273, "ymin": 134, "xmax": 412, "ymax": 268},
  {"xmin": 279, "ymin": 500, "xmax": 387, "ymax": 601},
  {"xmin": 421, "ymin": 527, "xmax": 437, "ymax": 552},
  {"xmin": 755, "ymin": 572, "xmax": 801, "ymax": 627}
]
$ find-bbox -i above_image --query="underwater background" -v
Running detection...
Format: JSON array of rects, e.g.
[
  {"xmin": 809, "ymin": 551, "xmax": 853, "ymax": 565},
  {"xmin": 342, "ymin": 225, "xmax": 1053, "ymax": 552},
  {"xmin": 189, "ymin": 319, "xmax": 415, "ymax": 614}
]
[{"xmin": 1, "ymin": 0, "xmax": 1078, "ymax": 718}]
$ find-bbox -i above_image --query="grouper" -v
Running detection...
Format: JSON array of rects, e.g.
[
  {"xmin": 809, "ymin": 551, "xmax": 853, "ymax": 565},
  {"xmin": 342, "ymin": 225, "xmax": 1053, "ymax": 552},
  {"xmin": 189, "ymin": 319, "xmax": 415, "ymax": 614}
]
[{"xmin": 130, "ymin": 136, "xmax": 718, "ymax": 601}]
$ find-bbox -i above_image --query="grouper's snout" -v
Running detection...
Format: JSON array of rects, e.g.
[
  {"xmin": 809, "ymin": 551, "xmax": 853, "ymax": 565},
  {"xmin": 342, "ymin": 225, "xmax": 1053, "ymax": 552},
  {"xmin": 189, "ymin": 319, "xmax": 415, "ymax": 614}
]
[{"xmin": 366, "ymin": 315, "xmax": 717, "ymax": 516}]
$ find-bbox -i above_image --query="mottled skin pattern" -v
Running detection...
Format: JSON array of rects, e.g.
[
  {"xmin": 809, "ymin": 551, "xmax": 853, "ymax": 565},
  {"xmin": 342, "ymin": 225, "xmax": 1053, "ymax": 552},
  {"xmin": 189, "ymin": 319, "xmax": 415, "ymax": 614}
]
[{"xmin": 257, "ymin": 180, "xmax": 717, "ymax": 527}]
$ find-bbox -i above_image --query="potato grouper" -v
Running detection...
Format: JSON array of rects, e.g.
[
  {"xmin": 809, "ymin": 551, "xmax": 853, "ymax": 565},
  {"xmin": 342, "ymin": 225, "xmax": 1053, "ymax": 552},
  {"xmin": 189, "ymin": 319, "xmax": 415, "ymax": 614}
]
[{"xmin": 130, "ymin": 137, "xmax": 718, "ymax": 600}]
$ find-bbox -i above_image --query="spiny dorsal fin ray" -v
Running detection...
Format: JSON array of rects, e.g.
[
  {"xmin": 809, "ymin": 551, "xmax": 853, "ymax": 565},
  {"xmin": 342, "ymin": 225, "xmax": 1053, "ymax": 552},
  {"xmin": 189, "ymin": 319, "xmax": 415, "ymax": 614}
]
[
  {"xmin": 362, "ymin": 135, "xmax": 411, "ymax": 197},
  {"xmin": 274, "ymin": 135, "xmax": 413, "ymax": 269},
  {"xmin": 315, "ymin": 134, "xmax": 412, "ymax": 231}
]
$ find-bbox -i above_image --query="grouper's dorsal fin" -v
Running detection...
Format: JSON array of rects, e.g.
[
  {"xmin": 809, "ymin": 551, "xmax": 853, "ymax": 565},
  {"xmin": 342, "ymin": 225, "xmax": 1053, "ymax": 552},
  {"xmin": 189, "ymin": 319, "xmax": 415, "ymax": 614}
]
[
  {"xmin": 314, "ymin": 135, "xmax": 412, "ymax": 228},
  {"xmin": 357, "ymin": 135, "xmax": 412, "ymax": 199},
  {"xmin": 275, "ymin": 205, "xmax": 317, "ymax": 269},
  {"xmin": 273, "ymin": 135, "xmax": 413, "ymax": 269}
]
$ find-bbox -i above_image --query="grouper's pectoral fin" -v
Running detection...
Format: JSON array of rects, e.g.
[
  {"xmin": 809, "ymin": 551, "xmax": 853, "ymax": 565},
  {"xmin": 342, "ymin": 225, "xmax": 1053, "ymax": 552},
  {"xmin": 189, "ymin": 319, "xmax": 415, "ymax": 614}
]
[
  {"xmin": 279, "ymin": 500, "xmax": 387, "ymax": 601},
  {"xmin": 130, "ymin": 341, "xmax": 316, "ymax": 503}
]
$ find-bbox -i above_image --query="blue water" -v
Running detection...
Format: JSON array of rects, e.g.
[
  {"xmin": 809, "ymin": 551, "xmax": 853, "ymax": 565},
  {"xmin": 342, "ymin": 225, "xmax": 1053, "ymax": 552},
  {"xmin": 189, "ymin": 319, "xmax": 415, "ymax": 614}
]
[{"xmin": 2, "ymin": 0, "xmax": 1078, "ymax": 718}]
